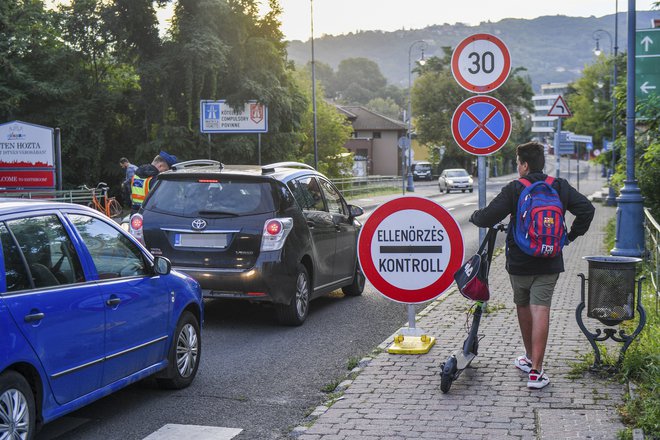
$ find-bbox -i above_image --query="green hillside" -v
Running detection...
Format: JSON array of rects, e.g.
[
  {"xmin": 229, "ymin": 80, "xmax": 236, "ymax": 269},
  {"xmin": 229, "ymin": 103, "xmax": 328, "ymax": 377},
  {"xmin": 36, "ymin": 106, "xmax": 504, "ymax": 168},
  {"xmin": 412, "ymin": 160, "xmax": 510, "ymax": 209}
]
[{"xmin": 287, "ymin": 12, "xmax": 657, "ymax": 93}]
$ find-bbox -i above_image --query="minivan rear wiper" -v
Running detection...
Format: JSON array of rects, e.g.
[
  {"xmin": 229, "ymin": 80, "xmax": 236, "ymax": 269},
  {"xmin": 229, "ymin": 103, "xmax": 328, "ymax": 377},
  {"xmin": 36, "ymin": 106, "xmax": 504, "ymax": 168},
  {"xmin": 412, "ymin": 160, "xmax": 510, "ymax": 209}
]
[{"xmin": 197, "ymin": 210, "xmax": 239, "ymax": 217}]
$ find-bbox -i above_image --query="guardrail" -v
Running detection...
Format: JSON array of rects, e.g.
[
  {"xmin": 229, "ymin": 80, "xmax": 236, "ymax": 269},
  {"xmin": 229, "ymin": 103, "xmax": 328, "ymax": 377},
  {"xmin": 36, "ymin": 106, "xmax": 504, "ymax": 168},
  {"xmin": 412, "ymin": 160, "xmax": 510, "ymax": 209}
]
[
  {"xmin": 332, "ymin": 176, "xmax": 403, "ymax": 199},
  {"xmin": 644, "ymin": 207, "xmax": 660, "ymax": 314},
  {"xmin": 0, "ymin": 188, "xmax": 94, "ymax": 205}
]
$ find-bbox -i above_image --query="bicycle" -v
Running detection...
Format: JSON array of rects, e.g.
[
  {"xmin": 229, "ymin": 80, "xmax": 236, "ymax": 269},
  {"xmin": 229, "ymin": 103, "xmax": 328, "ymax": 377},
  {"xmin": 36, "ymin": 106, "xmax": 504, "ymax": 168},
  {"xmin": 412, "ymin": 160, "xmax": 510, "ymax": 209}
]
[{"xmin": 81, "ymin": 182, "xmax": 124, "ymax": 218}]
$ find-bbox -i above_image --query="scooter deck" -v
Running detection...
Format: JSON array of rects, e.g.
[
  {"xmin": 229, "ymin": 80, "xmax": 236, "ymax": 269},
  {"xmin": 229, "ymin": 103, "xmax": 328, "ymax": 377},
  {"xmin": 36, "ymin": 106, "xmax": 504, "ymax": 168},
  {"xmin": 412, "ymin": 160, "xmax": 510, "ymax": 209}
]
[{"xmin": 452, "ymin": 350, "xmax": 476, "ymax": 370}]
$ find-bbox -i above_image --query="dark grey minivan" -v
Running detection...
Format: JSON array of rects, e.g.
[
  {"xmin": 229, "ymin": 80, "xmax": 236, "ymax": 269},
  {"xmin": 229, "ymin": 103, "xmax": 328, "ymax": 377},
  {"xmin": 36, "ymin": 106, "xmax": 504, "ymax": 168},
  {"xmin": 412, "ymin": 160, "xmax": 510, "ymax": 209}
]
[{"xmin": 129, "ymin": 161, "xmax": 365, "ymax": 325}]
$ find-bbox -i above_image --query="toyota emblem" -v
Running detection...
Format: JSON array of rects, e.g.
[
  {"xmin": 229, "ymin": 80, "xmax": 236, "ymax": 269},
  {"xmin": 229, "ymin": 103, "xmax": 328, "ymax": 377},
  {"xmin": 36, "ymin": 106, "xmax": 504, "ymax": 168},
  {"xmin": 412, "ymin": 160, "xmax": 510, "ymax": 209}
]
[{"xmin": 191, "ymin": 219, "xmax": 207, "ymax": 230}]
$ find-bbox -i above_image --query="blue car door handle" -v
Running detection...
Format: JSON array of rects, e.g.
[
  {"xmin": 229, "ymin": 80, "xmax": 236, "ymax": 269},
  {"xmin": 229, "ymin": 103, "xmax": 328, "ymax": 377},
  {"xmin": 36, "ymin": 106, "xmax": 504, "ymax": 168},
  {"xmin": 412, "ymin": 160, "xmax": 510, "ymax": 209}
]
[
  {"xmin": 24, "ymin": 312, "xmax": 45, "ymax": 323},
  {"xmin": 106, "ymin": 296, "xmax": 121, "ymax": 307}
]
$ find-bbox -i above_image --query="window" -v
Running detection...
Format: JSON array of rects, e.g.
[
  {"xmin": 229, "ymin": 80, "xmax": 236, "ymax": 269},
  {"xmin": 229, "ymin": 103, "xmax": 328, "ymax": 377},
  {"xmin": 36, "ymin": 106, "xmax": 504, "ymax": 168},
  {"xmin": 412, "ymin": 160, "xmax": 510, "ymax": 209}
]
[
  {"xmin": 372, "ymin": 131, "xmax": 381, "ymax": 139},
  {"xmin": 319, "ymin": 179, "xmax": 346, "ymax": 215},
  {"xmin": 145, "ymin": 179, "xmax": 275, "ymax": 217},
  {"xmin": 288, "ymin": 177, "xmax": 326, "ymax": 211},
  {"xmin": 6, "ymin": 215, "xmax": 84, "ymax": 289},
  {"xmin": 69, "ymin": 214, "xmax": 148, "ymax": 280},
  {"xmin": 1, "ymin": 224, "xmax": 30, "ymax": 292}
]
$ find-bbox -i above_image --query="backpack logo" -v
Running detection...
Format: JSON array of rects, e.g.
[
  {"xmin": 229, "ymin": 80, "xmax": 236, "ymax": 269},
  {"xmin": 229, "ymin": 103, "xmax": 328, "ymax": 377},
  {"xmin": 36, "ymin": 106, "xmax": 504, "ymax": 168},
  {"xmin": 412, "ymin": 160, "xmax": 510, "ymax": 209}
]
[
  {"xmin": 513, "ymin": 176, "xmax": 567, "ymax": 258},
  {"xmin": 543, "ymin": 216, "xmax": 555, "ymax": 228}
]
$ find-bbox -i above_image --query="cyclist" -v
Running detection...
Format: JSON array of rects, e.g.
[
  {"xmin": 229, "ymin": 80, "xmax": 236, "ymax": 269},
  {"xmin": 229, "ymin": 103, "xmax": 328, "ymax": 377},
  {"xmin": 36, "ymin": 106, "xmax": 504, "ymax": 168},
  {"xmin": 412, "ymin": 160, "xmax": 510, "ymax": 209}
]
[{"xmin": 130, "ymin": 151, "xmax": 178, "ymax": 214}]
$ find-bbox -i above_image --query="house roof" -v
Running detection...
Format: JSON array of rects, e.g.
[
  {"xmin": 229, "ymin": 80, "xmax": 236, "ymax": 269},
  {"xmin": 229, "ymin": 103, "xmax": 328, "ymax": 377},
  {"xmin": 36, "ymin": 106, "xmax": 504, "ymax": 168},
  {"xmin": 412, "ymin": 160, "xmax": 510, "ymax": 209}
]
[{"xmin": 336, "ymin": 105, "xmax": 407, "ymax": 131}]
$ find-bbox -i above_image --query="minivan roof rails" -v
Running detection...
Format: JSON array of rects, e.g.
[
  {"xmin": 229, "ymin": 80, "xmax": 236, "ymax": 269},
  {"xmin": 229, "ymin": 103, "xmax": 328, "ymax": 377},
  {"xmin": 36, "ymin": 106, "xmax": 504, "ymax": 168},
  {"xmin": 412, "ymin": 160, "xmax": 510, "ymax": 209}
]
[
  {"xmin": 261, "ymin": 161, "xmax": 315, "ymax": 174},
  {"xmin": 171, "ymin": 159, "xmax": 224, "ymax": 171}
]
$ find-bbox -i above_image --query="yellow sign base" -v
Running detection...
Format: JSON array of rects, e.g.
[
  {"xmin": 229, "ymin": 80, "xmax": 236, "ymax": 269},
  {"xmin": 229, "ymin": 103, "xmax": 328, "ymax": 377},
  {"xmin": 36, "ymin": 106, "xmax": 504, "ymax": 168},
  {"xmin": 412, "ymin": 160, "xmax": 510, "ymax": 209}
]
[{"xmin": 387, "ymin": 334, "xmax": 436, "ymax": 354}]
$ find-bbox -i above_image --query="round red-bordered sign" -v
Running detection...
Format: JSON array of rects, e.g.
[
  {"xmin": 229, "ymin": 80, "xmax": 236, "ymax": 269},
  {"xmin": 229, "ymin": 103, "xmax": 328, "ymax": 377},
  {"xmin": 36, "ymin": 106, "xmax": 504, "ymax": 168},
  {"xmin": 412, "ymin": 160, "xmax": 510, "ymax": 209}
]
[
  {"xmin": 451, "ymin": 95, "xmax": 511, "ymax": 156},
  {"xmin": 357, "ymin": 197, "xmax": 464, "ymax": 304},
  {"xmin": 451, "ymin": 33, "xmax": 511, "ymax": 93}
]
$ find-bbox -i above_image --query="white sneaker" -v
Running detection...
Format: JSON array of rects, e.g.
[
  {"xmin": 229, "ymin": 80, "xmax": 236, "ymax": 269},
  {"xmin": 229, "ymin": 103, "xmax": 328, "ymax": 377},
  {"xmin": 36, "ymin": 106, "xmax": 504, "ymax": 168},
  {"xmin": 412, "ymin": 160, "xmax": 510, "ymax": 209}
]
[
  {"xmin": 514, "ymin": 355, "xmax": 532, "ymax": 373},
  {"xmin": 528, "ymin": 369, "xmax": 550, "ymax": 389}
]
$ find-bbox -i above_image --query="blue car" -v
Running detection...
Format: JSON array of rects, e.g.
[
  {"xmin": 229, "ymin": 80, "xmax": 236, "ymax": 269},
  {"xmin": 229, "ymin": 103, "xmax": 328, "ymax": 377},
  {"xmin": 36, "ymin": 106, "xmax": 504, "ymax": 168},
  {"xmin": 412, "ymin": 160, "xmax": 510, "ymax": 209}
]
[{"xmin": 0, "ymin": 199, "xmax": 203, "ymax": 439}]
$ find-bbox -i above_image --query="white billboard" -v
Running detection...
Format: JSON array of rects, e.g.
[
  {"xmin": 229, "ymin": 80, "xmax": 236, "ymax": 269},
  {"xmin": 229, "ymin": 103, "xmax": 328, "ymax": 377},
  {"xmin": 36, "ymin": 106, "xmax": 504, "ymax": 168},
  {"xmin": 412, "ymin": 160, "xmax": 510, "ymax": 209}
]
[
  {"xmin": 0, "ymin": 121, "xmax": 56, "ymax": 190},
  {"xmin": 200, "ymin": 100, "xmax": 268, "ymax": 133}
]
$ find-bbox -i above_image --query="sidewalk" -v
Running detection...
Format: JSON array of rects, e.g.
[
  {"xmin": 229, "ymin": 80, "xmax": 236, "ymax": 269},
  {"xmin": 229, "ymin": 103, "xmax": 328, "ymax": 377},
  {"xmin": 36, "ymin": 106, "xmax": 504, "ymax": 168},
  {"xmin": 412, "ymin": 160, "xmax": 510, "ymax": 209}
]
[{"xmin": 293, "ymin": 190, "xmax": 624, "ymax": 438}]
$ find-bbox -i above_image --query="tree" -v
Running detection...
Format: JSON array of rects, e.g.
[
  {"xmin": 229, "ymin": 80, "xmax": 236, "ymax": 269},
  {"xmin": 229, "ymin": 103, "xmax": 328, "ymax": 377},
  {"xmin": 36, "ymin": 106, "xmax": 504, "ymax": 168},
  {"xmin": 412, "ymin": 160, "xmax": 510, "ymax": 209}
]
[
  {"xmin": 365, "ymin": 97, "xmax": 401, "ymax": 120},
  {"xmin": 294, "ymin": 70, "xmax": 353, "ymax": 177},
  {"xmin": 335, "ymin": 57, "xmax": 387, "ymax": 105}
]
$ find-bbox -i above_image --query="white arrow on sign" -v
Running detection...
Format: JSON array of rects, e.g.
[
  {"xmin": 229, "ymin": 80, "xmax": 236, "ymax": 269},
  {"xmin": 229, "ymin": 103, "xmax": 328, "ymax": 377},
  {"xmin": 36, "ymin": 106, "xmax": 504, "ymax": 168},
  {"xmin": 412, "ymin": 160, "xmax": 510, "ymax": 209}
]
[
  {"xmin": 641, "ymin": 36, "xmax": 654, "ymax": 52},
  {"xmin": 640, "ymin": 81, "xmax": 657, "ymax": 94}
]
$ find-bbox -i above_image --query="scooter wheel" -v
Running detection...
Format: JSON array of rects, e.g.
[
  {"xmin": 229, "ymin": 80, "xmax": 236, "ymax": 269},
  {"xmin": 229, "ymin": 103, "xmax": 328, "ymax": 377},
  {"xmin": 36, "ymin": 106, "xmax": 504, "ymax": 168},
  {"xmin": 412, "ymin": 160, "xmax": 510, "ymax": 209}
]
[{"xmin": 440, "ymin": 356, "xmax": 458, "ymax": 393}]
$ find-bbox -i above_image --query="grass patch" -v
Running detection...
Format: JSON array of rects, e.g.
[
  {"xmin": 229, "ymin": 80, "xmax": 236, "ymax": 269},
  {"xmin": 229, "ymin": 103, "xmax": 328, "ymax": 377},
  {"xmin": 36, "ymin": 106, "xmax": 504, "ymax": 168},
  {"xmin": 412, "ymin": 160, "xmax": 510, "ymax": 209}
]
[
  {"xmin": 596, "ymin": 217, "xmax": 659, "ymax": 438},
  {"xmin": 616, "ymin": 267, "xmax": 660, "ymax": 439},
  {"xmin": 320, "ymin": 380, "xmax": 340, "ymax": 393},
  {"xmin": 604, "ymin": 216, "xmax": 616, "ymax": 253},
  {"xmin": 347, "ymin": 356, "xmax": 360, "ymax": 371}
]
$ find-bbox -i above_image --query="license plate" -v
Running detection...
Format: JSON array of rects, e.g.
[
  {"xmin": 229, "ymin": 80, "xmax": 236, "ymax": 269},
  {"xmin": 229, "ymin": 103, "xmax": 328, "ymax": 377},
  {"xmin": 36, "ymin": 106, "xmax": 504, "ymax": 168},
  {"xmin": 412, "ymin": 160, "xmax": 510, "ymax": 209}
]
[{"xmin": 174, "ymin": 233, "xmax": 228, "ymax": 248}]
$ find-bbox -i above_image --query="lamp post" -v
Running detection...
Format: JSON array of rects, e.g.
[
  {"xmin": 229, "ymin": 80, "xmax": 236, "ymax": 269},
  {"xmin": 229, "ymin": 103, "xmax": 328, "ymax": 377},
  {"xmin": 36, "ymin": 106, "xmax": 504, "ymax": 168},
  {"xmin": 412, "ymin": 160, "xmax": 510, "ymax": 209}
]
[
  {"xmin": 612, "ymin": 0, "xmax": 644, "ymax": 257},
  {"xmin": 593, "ymin": 24, "xmax": 618, "ymax": 206},
  {"xmin": 310, "ymin": 0, "xmax": 318, "ymax": 170},
  {"xmin": 406, "ymin": 40, "xmax": 427, "ymax": 192}
]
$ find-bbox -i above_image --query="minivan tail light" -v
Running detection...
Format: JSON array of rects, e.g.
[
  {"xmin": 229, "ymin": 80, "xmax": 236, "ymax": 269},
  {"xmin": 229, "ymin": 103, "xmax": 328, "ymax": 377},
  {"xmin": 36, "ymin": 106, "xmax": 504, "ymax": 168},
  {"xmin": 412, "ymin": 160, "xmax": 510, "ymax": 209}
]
[{"xmin": 261, "ymin": 218, "xmax": 293, "ymax": 251}]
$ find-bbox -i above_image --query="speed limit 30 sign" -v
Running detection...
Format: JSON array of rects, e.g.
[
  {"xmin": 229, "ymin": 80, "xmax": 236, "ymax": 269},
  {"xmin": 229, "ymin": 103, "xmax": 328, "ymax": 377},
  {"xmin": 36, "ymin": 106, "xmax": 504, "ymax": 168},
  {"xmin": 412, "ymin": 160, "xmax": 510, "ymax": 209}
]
[
  {"xmin": 357, "ymin": 197, "xmax": 464, "ymax": 304},
  {"xmin": 451, "ymin": 33, "xmax": 511, "ymax": 93}
]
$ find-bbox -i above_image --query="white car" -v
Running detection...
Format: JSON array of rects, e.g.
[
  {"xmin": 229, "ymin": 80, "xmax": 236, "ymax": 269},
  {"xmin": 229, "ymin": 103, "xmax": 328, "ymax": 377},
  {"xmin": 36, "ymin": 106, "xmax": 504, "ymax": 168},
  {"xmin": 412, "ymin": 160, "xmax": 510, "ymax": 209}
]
[{"xmin": 438, "ymin": 168, "xmax": 474, "ymax": 193}]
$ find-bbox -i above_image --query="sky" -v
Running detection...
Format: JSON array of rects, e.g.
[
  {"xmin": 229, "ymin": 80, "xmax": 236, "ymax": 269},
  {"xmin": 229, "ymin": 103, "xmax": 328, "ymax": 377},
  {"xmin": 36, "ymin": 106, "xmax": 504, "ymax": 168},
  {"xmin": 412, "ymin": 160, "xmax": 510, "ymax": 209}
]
[
  {"xmin": 152, "ymin": 1, "xmax": 658, "ymax": 41},
  {"xmin": 273, "ymin": 0, "xmax": 657, "ymax": 41}
]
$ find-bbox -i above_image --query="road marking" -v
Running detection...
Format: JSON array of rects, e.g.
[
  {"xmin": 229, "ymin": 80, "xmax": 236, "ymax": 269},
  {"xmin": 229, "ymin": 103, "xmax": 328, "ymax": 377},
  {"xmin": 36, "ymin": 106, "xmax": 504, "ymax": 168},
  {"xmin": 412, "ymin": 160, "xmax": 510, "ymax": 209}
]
[
  {"xmin": 143, "ymin": 424, "xmax": 242, "ymax": 440},
  {"xmin": 462, "ymin": 202, "xmax": 477, "ymax": 207}
]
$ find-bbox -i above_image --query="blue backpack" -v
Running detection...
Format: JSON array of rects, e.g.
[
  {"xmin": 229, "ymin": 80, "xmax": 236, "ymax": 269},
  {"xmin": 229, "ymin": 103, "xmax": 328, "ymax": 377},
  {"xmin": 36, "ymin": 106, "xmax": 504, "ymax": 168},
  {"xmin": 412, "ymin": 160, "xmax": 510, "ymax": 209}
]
[{"xmin": 513, "ymin": 176, "xmax": 567, "ymax": 258}]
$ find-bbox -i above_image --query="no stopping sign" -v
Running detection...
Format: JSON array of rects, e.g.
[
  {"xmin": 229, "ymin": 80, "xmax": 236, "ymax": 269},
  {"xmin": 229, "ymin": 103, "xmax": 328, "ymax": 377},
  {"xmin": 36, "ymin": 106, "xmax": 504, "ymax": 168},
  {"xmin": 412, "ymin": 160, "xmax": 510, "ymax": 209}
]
[{"xmin": 358, "ymin": 197, "xmax": 464, "ymax": 304}]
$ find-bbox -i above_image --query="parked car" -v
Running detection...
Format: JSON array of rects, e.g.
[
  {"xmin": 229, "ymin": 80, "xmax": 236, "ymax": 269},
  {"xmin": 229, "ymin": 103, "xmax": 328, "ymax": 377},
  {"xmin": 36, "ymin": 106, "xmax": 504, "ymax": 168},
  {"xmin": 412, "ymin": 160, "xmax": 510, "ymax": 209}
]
[
  {"xmin": 0, "ymin": 199, "xmax": 203, "ymax": 440},
  {"xmin": 412, "ymin": 161, "xmax": 433, "ymax": 181},
  {"xmin": 129, "ymin": 160, "xmax": 365, "ymax": 326},
  {"xmin": 438, "ymin": 168, "xmax": 474, "ymax": 193}
]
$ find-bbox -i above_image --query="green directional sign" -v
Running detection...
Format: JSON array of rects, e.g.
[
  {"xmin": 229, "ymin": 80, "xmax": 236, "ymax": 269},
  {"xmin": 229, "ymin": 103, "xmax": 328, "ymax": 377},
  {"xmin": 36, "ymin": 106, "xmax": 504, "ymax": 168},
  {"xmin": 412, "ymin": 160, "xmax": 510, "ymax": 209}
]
[{"xmin": 636, "ymin": 28, "xmax": 660, "ymax": 101}]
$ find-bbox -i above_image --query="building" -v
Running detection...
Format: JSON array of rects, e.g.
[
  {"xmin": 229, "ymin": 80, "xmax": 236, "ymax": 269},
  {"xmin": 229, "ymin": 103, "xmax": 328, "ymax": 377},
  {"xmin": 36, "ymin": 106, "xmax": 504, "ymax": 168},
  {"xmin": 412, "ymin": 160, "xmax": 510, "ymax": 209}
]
[
  {"xmin": 531, "ymin": 82, "xmax": 569, "ymax": 147},
  {"xmin": 336, "ymin": 106, "xmax": 408, "ymax": 176}
]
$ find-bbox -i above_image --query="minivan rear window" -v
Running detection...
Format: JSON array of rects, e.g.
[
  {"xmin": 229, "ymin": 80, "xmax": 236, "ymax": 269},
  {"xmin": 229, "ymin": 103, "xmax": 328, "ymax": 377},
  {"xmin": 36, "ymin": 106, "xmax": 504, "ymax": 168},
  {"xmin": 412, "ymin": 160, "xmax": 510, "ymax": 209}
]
[{"xmin": 145, "ymin": 180, "xmax": 275, "ymax": 217}]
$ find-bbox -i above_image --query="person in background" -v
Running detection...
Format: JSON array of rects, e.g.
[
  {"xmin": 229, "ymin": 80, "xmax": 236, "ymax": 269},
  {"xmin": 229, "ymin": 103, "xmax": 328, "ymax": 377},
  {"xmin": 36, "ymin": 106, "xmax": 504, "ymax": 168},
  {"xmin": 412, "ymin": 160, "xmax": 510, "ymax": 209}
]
[
  {"xmin": 469, "ymin": 142, "xmax": 594, "ymax": 390},
  {"xmin": 130, "ymin": 151, "xmax": 178, "ymax": 214},
  {"xmin": 119, "ymin": 157, "xmax": 138, "ymax": 207}
]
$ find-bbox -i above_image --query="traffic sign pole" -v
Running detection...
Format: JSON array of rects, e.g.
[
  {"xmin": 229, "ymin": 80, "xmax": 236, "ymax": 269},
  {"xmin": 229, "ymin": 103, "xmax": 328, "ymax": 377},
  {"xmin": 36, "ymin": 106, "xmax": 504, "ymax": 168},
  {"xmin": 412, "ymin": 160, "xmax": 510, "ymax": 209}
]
[
  {"xmin": 554, "ymin": 118, "xmax": 562, "ymax": 178},
  {"xmin": 478, "ymin": 157, "xmax": 487, "ymax": 242}
]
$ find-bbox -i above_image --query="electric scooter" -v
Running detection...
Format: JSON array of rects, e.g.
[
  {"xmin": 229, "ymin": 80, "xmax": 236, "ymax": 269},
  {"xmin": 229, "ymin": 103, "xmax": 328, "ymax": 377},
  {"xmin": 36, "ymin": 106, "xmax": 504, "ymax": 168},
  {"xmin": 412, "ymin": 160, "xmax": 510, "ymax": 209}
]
[{"xmin": 440, "ymin": 224, "xmax": 505, "ymax": 393}]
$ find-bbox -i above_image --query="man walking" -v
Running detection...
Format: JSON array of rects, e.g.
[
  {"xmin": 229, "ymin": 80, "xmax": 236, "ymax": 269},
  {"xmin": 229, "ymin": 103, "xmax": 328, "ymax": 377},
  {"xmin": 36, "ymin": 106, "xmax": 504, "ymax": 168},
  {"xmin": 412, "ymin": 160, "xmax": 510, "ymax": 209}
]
[
  {"xmin": 469, "ymin": 142, "xmax": 594, "ymax": 389},
  {"xmin": 119, "ymin": 157, "xmax": 138, "ymax": 207}
]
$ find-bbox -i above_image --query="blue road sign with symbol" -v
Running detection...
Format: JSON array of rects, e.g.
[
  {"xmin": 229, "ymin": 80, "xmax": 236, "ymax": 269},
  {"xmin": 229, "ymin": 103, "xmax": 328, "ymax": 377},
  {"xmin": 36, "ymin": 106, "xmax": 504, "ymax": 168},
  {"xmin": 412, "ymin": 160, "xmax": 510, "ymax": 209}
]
[{"xmin": 451, "ymin": 96, "xmax": 511, "ymax": 156}]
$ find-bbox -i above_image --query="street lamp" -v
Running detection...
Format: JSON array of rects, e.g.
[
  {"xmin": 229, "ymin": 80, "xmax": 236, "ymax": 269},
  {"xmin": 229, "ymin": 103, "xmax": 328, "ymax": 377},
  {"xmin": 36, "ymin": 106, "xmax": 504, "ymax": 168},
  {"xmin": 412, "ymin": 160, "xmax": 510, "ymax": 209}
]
[
  {"xmin": 592, "ymin": 18, "xmax": 618, "ymax": 207},
  {"xmin": 406, "ymin": 40, "xmax": 427, "ymax": 192},
  {"xmin": 310, "ymin": 0, "xmax": 318, "ymax": 170}
]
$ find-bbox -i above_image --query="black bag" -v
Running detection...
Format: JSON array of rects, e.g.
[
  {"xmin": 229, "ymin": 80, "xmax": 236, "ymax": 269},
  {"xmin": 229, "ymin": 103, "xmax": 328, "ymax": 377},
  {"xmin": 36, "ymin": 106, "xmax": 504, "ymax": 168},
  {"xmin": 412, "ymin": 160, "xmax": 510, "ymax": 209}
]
[{"xmin": 454, "ymin": 228, "xmax": 498, "ymax": 302}]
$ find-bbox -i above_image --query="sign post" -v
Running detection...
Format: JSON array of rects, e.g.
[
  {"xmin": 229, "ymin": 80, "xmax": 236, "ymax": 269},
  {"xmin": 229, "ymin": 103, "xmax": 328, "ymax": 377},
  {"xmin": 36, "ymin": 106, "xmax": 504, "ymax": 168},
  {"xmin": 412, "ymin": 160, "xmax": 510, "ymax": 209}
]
[
  {"xmin": 547, "ymin": 95, "xmax": 572, "ymax": 178},
  {"xmin": 358, "ymin": 197, "xmax": 464, "ymax": 354},
  {"xmin": 451, "ymin": 33, "xmax": 511, "ymax": 242},
  {"xmin": 200, "ymin": 100, "xmax": 268, "ymax": 161}
]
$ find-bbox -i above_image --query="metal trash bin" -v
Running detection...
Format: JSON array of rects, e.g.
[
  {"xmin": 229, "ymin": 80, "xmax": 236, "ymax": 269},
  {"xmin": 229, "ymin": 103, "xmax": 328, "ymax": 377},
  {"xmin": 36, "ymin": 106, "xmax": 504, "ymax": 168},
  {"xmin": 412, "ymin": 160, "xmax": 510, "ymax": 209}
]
[
  {"xmin": 584, "ymin": 256, "xmax": 641, "ymax": 326},
  {"xmin": 576, "ymin": 256, "xmax": 646, "ymax": 370}
]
